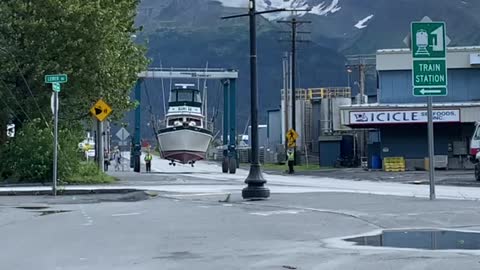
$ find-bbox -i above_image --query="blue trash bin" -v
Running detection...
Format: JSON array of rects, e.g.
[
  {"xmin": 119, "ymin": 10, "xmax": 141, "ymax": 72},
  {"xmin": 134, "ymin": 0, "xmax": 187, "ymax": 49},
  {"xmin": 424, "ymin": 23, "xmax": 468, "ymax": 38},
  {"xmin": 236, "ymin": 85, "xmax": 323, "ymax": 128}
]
[{"xmin": 372, "ymin": 155, "xmax": 382, "ymax": 170}]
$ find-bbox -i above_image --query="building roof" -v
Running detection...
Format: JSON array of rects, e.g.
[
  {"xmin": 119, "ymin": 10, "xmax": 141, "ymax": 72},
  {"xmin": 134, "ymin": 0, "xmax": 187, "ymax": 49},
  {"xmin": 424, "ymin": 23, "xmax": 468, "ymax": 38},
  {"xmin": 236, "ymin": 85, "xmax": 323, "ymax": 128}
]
[
  {"xmin": 377, "ymin": 46, "xmax": 480, "ymax": 54},
  {"xmin": 342, "ymin": 102, "xmax": 480, "ymax": 109}
]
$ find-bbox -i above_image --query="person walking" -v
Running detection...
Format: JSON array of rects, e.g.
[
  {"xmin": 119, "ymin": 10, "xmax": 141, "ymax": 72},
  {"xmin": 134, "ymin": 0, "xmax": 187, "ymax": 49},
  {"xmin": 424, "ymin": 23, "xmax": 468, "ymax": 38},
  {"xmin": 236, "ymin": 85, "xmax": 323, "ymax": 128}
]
[
  {"xmin": 104, "ymin": 151, "xmax": 110, "ymax": 171},
  {"xmin": 287, "ymin": 149, "xmax": 295, "ymax": 174},
  {"xmin": 113, "ymin": 149, "xmax": 122, "ymax": 171},
  {"xmin": 144, "ymin": 151, "xmax": 153, "ymax": 173}
]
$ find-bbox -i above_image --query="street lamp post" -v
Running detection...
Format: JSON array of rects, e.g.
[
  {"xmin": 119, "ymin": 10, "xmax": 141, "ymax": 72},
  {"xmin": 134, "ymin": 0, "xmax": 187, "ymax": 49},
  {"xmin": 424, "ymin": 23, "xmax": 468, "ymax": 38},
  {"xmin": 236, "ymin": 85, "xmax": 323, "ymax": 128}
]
[
  {"xmin": 222, "ymin": 1, "xmax": 287, "ymax": 200},
  {"xmin": 242, "ymin": 0, "xmax": 269, "ymax": 200}
]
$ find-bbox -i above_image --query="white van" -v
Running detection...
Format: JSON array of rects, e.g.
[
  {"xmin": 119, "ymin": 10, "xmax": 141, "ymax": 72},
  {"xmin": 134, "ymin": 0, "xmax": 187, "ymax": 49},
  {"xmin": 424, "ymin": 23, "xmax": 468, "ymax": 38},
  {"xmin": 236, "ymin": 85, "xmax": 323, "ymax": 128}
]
[{"xmin": 470, "ymin": 122, "xmax": 480, "ymax": 180}]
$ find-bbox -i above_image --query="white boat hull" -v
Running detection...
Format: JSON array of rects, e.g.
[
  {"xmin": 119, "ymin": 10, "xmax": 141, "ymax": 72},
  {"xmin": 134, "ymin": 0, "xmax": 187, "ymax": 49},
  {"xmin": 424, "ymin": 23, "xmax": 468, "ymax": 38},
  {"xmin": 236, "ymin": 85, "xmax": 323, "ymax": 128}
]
[{"xmin": 157, "ymin": 127, "xmax": 212, "ymax": 164}]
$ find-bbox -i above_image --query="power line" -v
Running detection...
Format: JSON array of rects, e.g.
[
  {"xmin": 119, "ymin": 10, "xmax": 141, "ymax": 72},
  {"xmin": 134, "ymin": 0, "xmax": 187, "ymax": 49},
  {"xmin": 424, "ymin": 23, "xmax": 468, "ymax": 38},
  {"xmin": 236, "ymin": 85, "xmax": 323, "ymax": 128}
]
[
  {"xmin": 0, "ymin": 48, "xmax": 50, "ymax": 128},
  {"xmin": 0, "ymin": 80, "xmax": 33, "ymax": 122}
]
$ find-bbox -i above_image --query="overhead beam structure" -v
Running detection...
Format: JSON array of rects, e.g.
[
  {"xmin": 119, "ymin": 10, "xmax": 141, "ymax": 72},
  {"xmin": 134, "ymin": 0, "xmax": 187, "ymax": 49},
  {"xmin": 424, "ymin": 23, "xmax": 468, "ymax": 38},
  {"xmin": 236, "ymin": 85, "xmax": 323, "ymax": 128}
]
[{"xmin": 131, "ymin": 68, "xmax": 239, "ymax": 174}]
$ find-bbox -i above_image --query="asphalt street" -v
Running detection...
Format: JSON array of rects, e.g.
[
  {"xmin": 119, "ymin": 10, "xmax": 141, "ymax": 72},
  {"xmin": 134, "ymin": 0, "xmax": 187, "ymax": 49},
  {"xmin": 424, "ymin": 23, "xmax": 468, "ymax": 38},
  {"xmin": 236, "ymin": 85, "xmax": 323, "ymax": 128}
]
[
  {"xmin": 2, "ymin": 157, "xmax": 480, "ymax": 269},
  {"xmin": 2, "ymin": 191, "xmax": 480, "ymax": 269}
]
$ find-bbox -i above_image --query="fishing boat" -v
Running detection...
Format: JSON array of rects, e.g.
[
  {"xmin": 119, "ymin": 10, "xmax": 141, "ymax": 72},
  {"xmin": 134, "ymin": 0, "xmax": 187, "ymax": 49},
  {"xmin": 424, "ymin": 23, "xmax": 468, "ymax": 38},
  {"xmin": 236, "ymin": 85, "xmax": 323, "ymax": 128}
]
[{"xmin": 157, "ymin": 84, "xmax": 212, "ymax": 166}]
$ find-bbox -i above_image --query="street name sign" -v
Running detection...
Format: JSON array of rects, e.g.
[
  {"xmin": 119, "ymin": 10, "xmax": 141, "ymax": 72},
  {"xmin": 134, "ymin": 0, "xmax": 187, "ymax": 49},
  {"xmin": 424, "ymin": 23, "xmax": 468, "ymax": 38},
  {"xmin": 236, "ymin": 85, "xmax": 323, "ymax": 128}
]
[
  {"xmin": 411, "ymin": 21, "xmax": 447, "ymax": 97},
  {"xmin": 45, "ymin": 74, "xmax": 68, "ymax": 84},
  {"xmin": 90, "ymin": 99, "xmax": 113, "ymax": 122},
  {"xmin": 52, "ymin": 82, "xmax": 61, "ymax": 92}
]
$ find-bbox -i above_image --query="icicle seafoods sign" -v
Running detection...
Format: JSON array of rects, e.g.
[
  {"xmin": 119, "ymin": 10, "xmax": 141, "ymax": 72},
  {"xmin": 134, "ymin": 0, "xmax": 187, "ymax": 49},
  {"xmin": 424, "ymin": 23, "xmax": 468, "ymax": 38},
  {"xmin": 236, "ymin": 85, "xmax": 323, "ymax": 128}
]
[{"xmin": 349, "ymin": 109, "xmax": 460, "ymax": 125}]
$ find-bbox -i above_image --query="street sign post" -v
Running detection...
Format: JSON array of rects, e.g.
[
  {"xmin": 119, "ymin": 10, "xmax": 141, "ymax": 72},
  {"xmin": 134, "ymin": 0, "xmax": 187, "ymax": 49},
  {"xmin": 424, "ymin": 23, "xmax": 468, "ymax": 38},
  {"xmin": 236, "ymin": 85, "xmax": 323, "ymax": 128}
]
[
  {"xmin": 90, "ymin": 99, "xmax": 113, "ymax": 172},
  {"xmin": 411, "ymin": 20, "xmax": 448, "ymax": 201},
  {"xmin": 45, "ymin": 73, "xmax": 68, "ymax": 197}
]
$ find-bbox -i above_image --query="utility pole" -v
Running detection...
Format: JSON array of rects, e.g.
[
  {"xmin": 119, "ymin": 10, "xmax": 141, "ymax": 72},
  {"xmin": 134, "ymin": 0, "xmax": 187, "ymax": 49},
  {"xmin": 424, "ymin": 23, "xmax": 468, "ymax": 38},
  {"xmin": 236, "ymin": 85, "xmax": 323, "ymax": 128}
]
[
  {"xmin": 97, "ymin": 120, "xmax": 104, "ymax": 172},
  {"xmin": 282, "ymin": 52, "xmax": 289, "ymax": 149},
  {"xmin": 222, "ymin": 0, "xmax": 287, "ymax": 200},
  {"xmin": 346, "ymin": 55, "xmax": 375, "ymax": 163},
  {"xmin": 278, "ymin": 12, "xmax": 311, "ymax": 166},
  {"xmin": 359, "ymin": 63, "xmax": 366, "ymax": 159}
]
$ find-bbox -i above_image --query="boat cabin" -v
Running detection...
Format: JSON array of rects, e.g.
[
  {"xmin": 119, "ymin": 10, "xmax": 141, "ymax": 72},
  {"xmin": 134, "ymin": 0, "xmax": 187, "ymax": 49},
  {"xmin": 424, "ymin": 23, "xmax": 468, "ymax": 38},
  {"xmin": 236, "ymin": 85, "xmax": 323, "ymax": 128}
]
[
  {"xmin": 166, "ymin": 84, "xmax": 204, "ymax": 129},
  {"xmin": 169, "ymin": 84, "xmax": 202, "ymax": 108}
]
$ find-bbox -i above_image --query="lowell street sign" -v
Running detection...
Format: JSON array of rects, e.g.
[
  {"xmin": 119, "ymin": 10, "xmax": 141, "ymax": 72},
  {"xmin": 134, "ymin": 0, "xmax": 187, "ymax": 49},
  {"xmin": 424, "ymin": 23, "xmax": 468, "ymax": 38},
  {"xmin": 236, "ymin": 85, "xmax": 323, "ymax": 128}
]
[
  {"xmin": 411, "ymin": 21, "xmax": 447, "ymax": 97},
  {"xmin": 45, "ymin": 74, "xmax": 68, "ymax": 84}
]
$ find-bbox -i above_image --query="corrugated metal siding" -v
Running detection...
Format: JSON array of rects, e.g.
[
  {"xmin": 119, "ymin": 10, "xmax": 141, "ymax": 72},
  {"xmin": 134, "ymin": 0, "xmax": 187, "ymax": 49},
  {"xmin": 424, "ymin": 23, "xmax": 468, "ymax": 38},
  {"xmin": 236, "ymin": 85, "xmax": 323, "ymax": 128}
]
[
  {"xmin": 379, "ymin": 124, "xmax": 473, "ymax": 159},
  {"xmin": 379, "ymin": 69, "xmax": 480, "ymax": 104},
  {"xmin": 267, "ymin": 110, "xmax": 282, "ymax": 147}
]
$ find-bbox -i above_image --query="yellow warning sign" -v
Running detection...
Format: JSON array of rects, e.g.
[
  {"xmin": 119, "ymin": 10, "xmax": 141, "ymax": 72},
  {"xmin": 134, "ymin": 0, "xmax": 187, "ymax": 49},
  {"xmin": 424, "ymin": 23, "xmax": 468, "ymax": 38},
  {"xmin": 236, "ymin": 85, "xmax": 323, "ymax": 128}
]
[
  {"xmin": 286, "ymin": 129, "xmax": 299, "ymax": 143},
  {"xmin": 90, "ymin": 99, "xmax": 112, "ymax": 122},
  {"xmin": 287, "ymin": 141, "xmax": 296, "ymax": 148}
]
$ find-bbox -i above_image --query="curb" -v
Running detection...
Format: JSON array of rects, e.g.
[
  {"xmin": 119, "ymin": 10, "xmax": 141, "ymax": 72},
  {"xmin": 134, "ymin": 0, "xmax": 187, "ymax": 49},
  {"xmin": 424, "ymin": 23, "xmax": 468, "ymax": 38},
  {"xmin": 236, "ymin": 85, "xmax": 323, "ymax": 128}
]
[{"xmin": 0, "ymin": 188, "xmax": 144, "ymax": 196}]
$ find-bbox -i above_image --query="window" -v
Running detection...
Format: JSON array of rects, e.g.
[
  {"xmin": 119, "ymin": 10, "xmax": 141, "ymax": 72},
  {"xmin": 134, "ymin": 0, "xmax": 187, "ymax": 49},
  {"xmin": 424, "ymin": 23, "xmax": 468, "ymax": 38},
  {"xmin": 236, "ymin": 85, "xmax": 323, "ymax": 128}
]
[
  {"xmin": 186, "ymin": 118, "xmax": 201, "ymax": 127},
  {"xmin": 177, "ymin": 90, "xmax": 193, "ymax": 102},
  {"xmin": 474, "ymin": 125, "xmax": 480, "ymax": 140},
  {"xmin": 168, "ymin": 118, "xmax": 183, "ymax": 126},
  {"xmin": 194, "ymin": 92, "xmax": 202, "ymax": 103}
]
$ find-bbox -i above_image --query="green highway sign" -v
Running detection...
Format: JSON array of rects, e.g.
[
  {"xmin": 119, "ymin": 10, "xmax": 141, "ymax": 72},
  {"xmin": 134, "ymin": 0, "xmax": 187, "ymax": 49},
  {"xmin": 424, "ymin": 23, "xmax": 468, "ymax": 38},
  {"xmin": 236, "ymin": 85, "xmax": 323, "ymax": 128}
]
[
  {"xmin": 413, "ymin": 87, "xmax": 447, "ymax": 97},
  {"xmin": 45, "ymin": 74, "xmax": 68, "ymax": 84},
  {"xmin": 411, "ymin": 22, "xmax": 446, "ymax": 59},
  {"xmin": 52, "ymin": 82, "xmax": 61, "ymax": 92},
  {"xmin": 413, "ymin": 59, "xmax": 447, "ymax": 87},
  {"xmin": 411, "ymin": 21, "xmax": 447, "ymax": 97}
]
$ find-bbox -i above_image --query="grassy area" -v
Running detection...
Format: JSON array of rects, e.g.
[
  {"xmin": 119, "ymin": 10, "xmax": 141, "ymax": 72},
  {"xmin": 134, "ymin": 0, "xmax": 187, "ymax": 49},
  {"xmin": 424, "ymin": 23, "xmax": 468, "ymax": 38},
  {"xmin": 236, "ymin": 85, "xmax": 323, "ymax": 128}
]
[
  {"xmin": 258, "ymin": 163, "xmax": 330, "ymax": 172},
  {"xmin": 60, "ymin": 162, "xmax": 116, "ymax": 185}
]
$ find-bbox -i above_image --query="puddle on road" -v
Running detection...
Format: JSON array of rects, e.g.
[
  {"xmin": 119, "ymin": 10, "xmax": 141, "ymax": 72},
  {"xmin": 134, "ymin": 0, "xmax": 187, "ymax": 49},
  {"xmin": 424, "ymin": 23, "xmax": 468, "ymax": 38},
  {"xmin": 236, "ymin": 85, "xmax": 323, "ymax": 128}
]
[
  {"xmin": 346, "ymin": 229, "xmax": 480, "ymax": 250},
  {"xmin": 36, "ymin": 210, "xmax": 72, "ymax": 216},
  {"xmin": 16, "ymin": 206, "xmax": 49, "ymax": 210}
]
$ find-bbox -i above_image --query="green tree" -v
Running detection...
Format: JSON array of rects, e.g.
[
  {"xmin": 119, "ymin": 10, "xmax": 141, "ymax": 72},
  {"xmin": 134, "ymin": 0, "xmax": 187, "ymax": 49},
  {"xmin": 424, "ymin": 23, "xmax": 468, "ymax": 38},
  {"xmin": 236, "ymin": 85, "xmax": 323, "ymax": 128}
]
[{"xmin": 0, "ymin": 0, "xmax": 148, "ymax": 181}]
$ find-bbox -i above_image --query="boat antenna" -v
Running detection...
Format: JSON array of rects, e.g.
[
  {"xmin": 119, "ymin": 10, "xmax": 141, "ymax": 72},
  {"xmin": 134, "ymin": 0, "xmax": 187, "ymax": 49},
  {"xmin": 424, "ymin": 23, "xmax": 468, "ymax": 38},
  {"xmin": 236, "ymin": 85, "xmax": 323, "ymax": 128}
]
[
  {"xmin": 143, "ymin": 79, "xmax": 162, "ymax": 155},
  {"xmin": 160, "ymin": 60, "xmax": 167, "ymax": 116},
  {"xmin": 203, "ymin": 61, "xmax": 209, "ymax": 127}
]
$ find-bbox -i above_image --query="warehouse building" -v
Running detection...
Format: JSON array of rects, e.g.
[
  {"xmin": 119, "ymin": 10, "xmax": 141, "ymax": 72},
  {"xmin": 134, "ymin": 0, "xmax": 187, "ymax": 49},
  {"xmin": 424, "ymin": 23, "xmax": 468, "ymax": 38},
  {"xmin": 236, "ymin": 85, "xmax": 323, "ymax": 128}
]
[{"xmin": 340, "ymin": 47, "xmax": 480, "ymax": 170}]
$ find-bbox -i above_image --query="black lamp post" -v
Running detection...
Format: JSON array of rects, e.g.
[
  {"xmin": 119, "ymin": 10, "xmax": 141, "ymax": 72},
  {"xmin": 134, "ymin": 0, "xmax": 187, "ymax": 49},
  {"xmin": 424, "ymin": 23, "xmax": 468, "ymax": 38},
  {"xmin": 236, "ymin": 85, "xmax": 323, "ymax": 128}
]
[{"xmin": 222, "ymin": 1, "xmax": 286, "ymax": 200}]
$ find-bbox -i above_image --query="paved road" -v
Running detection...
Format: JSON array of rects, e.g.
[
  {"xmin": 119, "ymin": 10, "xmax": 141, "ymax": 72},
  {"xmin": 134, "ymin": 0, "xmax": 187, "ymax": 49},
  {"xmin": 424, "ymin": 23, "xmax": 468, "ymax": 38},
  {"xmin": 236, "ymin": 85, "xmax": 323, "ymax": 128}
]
[
  {"xmin": 2, "ymin": 191, "xmax": 480, "ymax": 269},
  {"xmin": 2, "ymin": 156, "xmax": 480, "ymax": 269}
]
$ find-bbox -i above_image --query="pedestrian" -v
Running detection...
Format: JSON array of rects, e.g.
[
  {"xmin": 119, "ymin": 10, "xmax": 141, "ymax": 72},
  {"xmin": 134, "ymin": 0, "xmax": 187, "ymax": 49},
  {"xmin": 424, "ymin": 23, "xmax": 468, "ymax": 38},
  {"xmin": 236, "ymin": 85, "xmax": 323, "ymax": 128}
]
[
  {"xmin": 114, "ymin": 150, "xmax": 122, "ymax": 171},
  {"xmin": 104, "ymin": 151, "xmax": 110, "ymax": 171},
  {"xmin": 144, "ymin": 151, "xmax": 153, "ymax": 173},
  {"xmin": 287, "ymin": 149, "xmax": 295, "ymax": 174}
]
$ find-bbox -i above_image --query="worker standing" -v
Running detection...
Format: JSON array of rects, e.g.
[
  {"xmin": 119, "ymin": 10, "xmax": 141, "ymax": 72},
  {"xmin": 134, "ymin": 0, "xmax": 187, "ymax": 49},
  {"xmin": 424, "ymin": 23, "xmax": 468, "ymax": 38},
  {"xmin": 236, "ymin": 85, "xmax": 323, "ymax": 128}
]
[
  {"xmin": 287, "ymin": 149, "xmax": 295, "ymax": 174},
  {"xmin": 145, "ymin": 151, "xmax": 153, "ymax": 173}
]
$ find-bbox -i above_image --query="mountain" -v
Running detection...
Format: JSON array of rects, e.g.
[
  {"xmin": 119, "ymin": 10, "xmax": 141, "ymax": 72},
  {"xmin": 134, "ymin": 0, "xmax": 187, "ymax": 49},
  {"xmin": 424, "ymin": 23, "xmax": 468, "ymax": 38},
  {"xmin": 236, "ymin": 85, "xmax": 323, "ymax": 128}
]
[{"xmin": 134, "ymin": 0, "xmax": 480, "ymax": 134}]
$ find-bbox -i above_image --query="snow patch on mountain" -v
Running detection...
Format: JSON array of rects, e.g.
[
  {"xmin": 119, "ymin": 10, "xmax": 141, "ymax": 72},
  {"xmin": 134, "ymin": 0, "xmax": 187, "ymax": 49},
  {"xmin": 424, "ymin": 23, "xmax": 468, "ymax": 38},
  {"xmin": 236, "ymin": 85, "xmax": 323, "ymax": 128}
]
[
  {"xmin": 310, "ymin": 0, "xmax": 341, "ymax": 16},
  {"xmin": 354, "ymin": 14, "xmax": 374, "ymax": 29},
  {"xmin": 217, "ymin": 0, "xmax": 342, "ymax": 20}
]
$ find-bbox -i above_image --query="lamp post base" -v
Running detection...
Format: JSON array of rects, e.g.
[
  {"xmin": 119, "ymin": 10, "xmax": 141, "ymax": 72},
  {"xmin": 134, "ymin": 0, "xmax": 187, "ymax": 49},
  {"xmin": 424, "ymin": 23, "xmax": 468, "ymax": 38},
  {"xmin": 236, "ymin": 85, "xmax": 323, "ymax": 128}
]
[{"xmin": 242, "ymin": 164, "xmax": 270, "ymax": 200}]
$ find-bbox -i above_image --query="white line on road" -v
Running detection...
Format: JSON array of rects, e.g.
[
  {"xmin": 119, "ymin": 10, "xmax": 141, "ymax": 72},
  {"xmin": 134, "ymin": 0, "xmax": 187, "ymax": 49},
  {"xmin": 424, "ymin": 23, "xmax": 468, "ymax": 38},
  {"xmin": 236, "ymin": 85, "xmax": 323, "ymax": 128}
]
[
  {"xmin": 111, "ymin": 212, "xmax": 142, "ymax": 217},
  {"xmin": 250, "ymin": 210, "xmax": 305, "ymax": 216}
]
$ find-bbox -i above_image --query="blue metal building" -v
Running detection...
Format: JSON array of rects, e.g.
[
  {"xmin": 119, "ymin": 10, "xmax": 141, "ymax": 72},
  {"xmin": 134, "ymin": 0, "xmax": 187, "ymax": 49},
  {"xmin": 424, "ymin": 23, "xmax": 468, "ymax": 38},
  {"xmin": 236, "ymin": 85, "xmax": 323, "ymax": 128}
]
[{"xmin": 341, "ymin": 47, "xmax": 480, "ymax": 170}]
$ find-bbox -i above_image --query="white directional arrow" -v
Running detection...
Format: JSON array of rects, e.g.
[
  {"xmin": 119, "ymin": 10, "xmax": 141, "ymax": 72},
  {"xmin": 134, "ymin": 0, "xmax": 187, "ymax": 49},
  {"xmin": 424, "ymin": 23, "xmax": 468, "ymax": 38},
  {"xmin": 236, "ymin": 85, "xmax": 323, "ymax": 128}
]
[{"xmin": 420, "ymin": 88, "xmax": 442, "ymax": 95}]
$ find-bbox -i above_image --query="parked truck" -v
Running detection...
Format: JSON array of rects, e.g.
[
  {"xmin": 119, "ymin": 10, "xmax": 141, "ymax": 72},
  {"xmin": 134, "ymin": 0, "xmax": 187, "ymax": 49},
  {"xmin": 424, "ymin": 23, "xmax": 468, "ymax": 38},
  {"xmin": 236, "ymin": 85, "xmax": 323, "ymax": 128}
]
[{"xmin": 470, "ymin": 122, "xmax": 480, "ymax": 181}]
